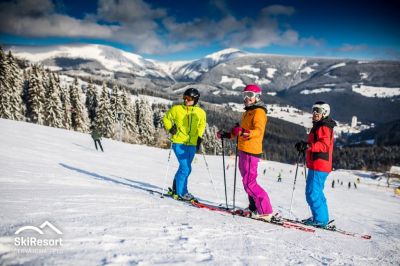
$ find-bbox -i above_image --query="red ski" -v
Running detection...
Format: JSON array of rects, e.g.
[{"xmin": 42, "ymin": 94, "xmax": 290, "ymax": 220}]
[
  {"xmin": 191, "ymin": 201, "xmax": 315, "ymax": 233},
  {"xmin": 279, "ymin": 217, "xmax": 372, "ymax": 240}
]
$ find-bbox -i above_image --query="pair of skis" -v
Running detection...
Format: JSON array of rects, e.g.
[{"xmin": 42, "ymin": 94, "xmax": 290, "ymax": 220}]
[
  {"xmin": 191, "ymin": 201, "xmax": 371, "ymax": 240},
  {"xmin": 191, "ymin": 201, "xmax": 315, "ymax": 232},
  {"xmin": 146, "ymin": 188, "xmax": 371, "ymax": 239}
]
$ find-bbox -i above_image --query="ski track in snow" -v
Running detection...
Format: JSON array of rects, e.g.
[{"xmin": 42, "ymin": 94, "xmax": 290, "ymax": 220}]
[{"xmin": 0, "ymin": 118, "xmax": 399, "ymax": 265}]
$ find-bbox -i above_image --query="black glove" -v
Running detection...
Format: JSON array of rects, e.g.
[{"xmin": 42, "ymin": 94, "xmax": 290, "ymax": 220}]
[
  {"xmin": 169, "ymin": 124, "xmax": 177, "ymax": 135},
  {"xmin": 196, "ymin": 137, "xmax": 202, "ymax": 151},
  {"xmin": 295, "ymin": 141, "xmax": 309, "ymax": 152},
  {"xmin": 216, "ymin": 130, "xmax": 231, "ymax": 139}
]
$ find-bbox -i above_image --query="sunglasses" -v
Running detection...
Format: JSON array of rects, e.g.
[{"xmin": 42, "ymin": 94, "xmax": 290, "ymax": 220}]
[
  {"xmin": 243, "ymin": 91, "xmax": 258, "ymax": 99},
  {"xmin": 312, "ymin": 107, "xmax": 324, "ymax": 114},
  {"xmin": 183, "ymin": 95, "xmax": 194, "ymax": 101}
]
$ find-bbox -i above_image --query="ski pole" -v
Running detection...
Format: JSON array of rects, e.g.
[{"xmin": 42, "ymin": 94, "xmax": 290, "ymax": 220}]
[
  {"xmin": 289, "ymin": 151, "xmax": 303, "ymax": 218},
  {"xmin": 221, "ymin": 137, "xmax": 229, "ymax": 209},
  {"xmin": 161, "ymin": 142, "xmax": 173, "ymax": 198},
  {"xmin": 201, "ymin": 147, "xmax": 221, "ymax": 203},
  {"xmin": 232, "ymin": 135, "xmax": 239, "ymax": 210},
  {"xmin": 303, "ymin": 152, "xmax": 307, "ymax": 180}
]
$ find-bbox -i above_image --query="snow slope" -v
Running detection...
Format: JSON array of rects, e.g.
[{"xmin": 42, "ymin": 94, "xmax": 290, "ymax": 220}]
[{"xmin": 0, "ymin": 119, "xmax": 399, "ymax": 265}]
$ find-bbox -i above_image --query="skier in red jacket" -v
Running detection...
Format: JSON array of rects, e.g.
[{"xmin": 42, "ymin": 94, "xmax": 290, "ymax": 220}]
[{"xmin": 295, "ymin": 101, "xmax": 336, "ymax": 226}]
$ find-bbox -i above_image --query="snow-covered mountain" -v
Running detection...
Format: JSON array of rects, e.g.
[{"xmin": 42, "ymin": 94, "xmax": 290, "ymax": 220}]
[
  {"xmin": 1, "ymin": 118, "xmax": 399, "ymax": 265},
  {"xmin": 9, "ymin": 44, "xmax": 173, "ymax": 81},
  {"xmin": 169, "ymin": 48, "xmax": 247, "ymax": 81},
  {"xmin": 10, "ymin": 44, "xmax": 400, "ymax": 95},
  {"xmin": 7, "ymin": 43, "xmax": 400, "ymax": 123}
]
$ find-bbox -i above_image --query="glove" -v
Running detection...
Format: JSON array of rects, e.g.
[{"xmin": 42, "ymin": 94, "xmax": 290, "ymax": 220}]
[
  {"xmin": 216, "ymin": 130, "xmax": 231, "ymax": 139},
  {"xmin": 231, "ymin": 126, "xmax": 250, "ymax": 137},
  {"xmin": 196, "ymin": 137, "xmax": 202, "ymax": 151},
  {"xmin": 231, "ymin": 126, "xmax": 242, "ymax": 136},
  {"xmin": 169, "ymin": 124, "xmax": 177, "ymax": 135},
  {"xmin": 295, "ymin": 141, "xmax": 309, "ymax": 152}
]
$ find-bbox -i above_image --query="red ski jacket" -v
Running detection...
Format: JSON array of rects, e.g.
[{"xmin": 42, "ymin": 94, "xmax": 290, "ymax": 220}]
[{"xmin": 306, "ymin": 117, "xmax": 336, "ymax": 172}]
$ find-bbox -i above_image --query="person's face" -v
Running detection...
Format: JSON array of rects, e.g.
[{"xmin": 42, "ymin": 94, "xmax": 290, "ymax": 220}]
[
  {"xmin": 312, "ymin": 112, "xmax": 323, "ymax": 122},
  {"xmin": 243, "ymin": 91, "xmax": 258, "ymax": 106},
  {"xmin": 183, "ymin": 95, "xmax": 195, "ymax": 106}
]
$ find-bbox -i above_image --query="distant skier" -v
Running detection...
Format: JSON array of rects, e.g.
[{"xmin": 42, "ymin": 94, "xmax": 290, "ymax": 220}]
[
  {"xmin": 217, "ymin": 84, "xmax": 275, "ymax": 221},
  {"xmin": 91, "ymin": 128, "xmax": 104, "ymax": 152},
  {"xmin": 295, "ymin": 101, "xmax": 336, "ymax": 227},
  {"xmin": 263, "ymin": 168, "xmax": 267, "ymax": 175},
  {"xmin": 353, "ymin": 182, "xmax": 357, "ymax": 189},
  {"xmin": 331, "ymin": 180, "xmax": 335, "ymax": 188},
  {"xmin": 348, "ymin": 182, "xmax": 351, "ymax": 189},
  {"xmin": 163, "ymin": 88, "xmax": 206, "ymax": 201},
  {"xmin": 277, "ymin": 172, "xmax": 282, "ymax": 182}
]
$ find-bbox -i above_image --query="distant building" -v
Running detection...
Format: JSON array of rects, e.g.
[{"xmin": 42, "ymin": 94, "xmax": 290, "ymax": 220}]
[
  {"xmin": 351, "ymin": 116, "xmax": 357, "ymax": 128},
  {"xmin": 389, "ymin": 166, "xmax": 400, "ymax": 178},
  {"xmin": 387, "ymin": 166, "xmax": 400, "ymax": 187}
]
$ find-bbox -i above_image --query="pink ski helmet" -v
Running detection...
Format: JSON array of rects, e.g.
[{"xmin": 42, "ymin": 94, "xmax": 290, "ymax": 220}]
[{"xmin": 243, "ymin": 84, "xmax": 261, "ymax": 94}]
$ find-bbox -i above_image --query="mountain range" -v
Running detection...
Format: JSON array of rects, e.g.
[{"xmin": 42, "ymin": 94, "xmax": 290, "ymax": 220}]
[{"xmin": 7, "ymin": 43, "xmax": 400, "ymax": 124}]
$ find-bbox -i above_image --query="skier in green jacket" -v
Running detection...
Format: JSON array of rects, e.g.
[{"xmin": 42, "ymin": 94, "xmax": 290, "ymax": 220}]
[{"xmin": 163, "ymin": 88, "xmax": 206, "ymax": 201}]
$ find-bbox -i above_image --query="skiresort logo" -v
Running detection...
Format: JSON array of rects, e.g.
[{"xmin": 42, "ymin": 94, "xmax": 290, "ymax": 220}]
[{"xmin": 14, "ymin": 221, "xmax": 63, "ymax": 250}]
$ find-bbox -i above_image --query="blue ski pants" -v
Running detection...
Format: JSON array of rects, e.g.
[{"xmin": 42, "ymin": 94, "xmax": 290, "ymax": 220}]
[
  {"xmin": 305, "ymin": 169, "xmax": 329, "ymax": 225},
  {"xmin": 172, "ymin": 143, "xmax": 196, "ymax": 197}
]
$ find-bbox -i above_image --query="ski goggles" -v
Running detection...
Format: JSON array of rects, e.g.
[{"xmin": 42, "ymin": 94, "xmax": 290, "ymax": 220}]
[
  {"xmin": 312, "ymin": 107, "xmax": 324, "ymax": 114},
  {"xmin": 242, "ymin": 91, "xmax": 259, "ymax": 99},
  {"xmin": 183, "ymin": 95, "xmax": 194, "ymax": 101}
]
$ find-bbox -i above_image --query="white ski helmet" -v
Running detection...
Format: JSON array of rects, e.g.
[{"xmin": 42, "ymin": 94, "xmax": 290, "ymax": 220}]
[{"xmin": 312, "ymin": 101, "xmax": 330, "ymax": 117}]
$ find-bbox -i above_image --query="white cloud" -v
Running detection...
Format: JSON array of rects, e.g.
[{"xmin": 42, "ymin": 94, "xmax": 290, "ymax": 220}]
[
  {"xmin": 0, "ymin": 0, "xmax": 322, "ymax": 55},
  {"xmin": 0, "ymin": 0, "xmax": 113, "ymax": 38},
  {"xmin": 97, "ymin": 0, "xmax": 166, "ymax": 24}
]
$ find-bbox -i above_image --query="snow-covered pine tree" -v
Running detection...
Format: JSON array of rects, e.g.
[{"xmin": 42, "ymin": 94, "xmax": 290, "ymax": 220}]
[
  {"xmin": 69, "ymin": 78, "xmax": 89, "ymax": 132},
  {"xmin": 135, "ymin": 97, "xmax": 155, "ymax": 145},
  {"xmin": 59, "ymin": 83, "xmax": 72, "ymax": 130},
  {"xmin": 5, "ymin": 51, "xmax": 25, "ymax": 121},
  {"xmin": 152, "ymin": 103, "xmax": 169, "ymax": 148},
  {"xmin": 0, "ymin": 46, "xmax": 12, "ymax": 119},
  {"xmin": 21, "ymin": 68, "xmax": 30, "ymax": 116},
  {"xmin": 110, "ymin": 83, "xmax": 125, "ymax": 139},
  {"xmin": 94, "ymin": 82, "xmax": 114, "ymax": 138},
  {"xmin": 44, "ymin": 72, "xmax": 63, "ymax": 128},
  {"xmin": 120, "ymin": 89, "xmax": 139, "ymax": 143},
  {"xmin": 26, "ymin": 65, "xmax": 46, "ymax": 125},
  {"xmin": 85, "ymin": 78, "xmax": 97, "ymax": 125},
  {"xmin": 202, "ymin": 124, "xmax": 222, "ymax": 155}
]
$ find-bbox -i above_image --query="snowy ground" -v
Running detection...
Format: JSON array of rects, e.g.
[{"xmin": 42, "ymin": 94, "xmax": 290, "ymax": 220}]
[{"xmin": 0, "ymin": 118, "xmax": 399, "ymax": 265}]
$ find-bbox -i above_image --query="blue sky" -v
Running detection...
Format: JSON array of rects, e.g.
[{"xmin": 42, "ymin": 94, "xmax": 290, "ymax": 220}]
[{"xmin": 0, "ymin": 0, "xmax": 399, "ymax": 61}]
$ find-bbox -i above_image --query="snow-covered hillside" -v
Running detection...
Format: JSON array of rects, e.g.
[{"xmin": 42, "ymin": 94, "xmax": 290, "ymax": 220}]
[
  {"xmin": 224, "ymin": 103, "xmax": 370, "ymax": 135},
  {"xmin": 0, "ymin": 119, "xmax": 399, "ymax": 265},
  {"xmin": 352, "ymin": 84, "xmax": 400, "ymax": 98}
]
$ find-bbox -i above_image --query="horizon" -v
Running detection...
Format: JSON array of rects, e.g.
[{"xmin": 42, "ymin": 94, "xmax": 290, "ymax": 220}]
[
  {"xmin": 5, "ymin": 42, "xmax": 399, "ymax": 63},
  {"xmin": 0, "ymin": 0, "xmax": 399, "ymax": 61}
]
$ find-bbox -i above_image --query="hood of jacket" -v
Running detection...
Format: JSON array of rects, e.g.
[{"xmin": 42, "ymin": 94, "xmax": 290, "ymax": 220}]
[
  {"xmin": 244, "ymin": 100, "xmax": 267, "ymax": 113},
  {"xmin": 312, "ymin": 116, "xmax": 337, "ymax": 129}
]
